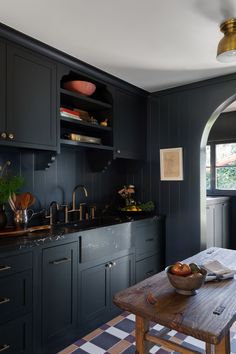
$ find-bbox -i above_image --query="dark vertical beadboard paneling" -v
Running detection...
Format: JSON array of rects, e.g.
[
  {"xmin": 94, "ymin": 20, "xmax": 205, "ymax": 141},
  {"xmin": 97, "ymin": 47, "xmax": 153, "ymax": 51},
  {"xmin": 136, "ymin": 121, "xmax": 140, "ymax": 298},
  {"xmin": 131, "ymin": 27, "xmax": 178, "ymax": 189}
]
[
  {"xmin": 0, "ymin": 146, "xmax": 145, "ymax": 223},
  {"xmin": 149, "ymin": 77, "xmax": 236, "ymax": 264}
]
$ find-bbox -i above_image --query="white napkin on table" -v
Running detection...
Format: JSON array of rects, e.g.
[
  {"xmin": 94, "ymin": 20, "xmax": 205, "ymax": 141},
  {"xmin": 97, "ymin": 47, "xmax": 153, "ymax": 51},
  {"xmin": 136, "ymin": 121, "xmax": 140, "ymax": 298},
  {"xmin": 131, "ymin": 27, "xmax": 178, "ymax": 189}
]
[{"xmin": 202, "ymin": 260, "xmax": 236, "ymax": 282}]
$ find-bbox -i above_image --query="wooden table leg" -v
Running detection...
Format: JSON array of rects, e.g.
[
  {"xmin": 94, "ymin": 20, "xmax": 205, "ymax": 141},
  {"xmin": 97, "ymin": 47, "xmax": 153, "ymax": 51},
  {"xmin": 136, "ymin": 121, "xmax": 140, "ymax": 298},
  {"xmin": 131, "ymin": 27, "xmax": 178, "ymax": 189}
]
[
  {"xmin": 135, "ymin": 315, "xmax": 150, "ymax": 354},
  {"xmin": 206, "ymin": 343, "xmax": 213, "ymax": 354},
  {"xmin": 215, "ymin": 332, "xmax": 230, "ymax": 354}
]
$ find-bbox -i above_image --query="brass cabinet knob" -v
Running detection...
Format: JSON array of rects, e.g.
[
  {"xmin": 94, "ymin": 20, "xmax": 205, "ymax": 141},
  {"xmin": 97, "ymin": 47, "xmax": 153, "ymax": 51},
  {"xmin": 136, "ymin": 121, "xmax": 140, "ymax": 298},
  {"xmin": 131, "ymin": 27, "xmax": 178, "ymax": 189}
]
[
  {"xmin": 0, "ymin": 132, "xmax": 7, "ymax": 140},
  {"xmin": 8, "ymin": 133, "xmax": 14, "ymax": 140}
]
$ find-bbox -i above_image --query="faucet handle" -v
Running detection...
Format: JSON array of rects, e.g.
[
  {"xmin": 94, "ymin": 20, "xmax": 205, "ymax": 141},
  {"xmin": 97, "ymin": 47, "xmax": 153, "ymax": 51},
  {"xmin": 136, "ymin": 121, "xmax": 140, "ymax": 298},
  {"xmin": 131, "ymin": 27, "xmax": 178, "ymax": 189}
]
[
  {"xmin": 79, "ymin": 203, "xmax": 87, "ymax": 221},
  {"xmin": 61, "ymin": 204, "xmax": 69, "ymax": 223},
  {"xmin": 88, "ymin": 205, "xmax": 96, "ymax": 220}
]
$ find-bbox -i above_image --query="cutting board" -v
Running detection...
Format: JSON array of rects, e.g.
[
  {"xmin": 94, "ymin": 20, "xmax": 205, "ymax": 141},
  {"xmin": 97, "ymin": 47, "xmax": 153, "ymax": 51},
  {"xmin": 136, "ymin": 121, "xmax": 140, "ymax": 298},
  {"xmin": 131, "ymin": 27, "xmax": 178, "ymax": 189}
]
[{"xmin": 0, "ymin": 225, "xmax": 51, "ymax": 237}]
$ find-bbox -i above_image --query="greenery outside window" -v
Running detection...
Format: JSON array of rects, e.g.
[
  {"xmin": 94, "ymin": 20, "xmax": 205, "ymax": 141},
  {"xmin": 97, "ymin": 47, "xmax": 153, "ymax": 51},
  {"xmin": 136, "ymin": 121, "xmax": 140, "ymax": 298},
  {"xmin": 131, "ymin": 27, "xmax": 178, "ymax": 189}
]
[
  {"xmin": 207, "ymin": 142, "xmax": 236, "ymax": 192},
  {"xmin": 206, "ymin": 145, "xmax": 211, "ymax": 190}
]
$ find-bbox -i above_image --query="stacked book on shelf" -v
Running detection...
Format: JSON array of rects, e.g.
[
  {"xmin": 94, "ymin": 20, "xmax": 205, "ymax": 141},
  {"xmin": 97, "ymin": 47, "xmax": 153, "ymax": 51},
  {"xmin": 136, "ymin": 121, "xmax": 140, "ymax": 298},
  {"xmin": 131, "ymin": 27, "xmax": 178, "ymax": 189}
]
[{"xmin": 60, "ymin": 107, "xmax": 82, "ymax": 120}]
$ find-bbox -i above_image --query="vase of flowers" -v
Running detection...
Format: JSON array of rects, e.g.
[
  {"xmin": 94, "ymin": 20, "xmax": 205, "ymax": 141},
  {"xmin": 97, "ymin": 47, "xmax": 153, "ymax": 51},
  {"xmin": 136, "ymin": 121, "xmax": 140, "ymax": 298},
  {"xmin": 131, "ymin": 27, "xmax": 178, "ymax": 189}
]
[{"xmin": 0, "ymin": 161, "xmax": 24, "ymax": 230}]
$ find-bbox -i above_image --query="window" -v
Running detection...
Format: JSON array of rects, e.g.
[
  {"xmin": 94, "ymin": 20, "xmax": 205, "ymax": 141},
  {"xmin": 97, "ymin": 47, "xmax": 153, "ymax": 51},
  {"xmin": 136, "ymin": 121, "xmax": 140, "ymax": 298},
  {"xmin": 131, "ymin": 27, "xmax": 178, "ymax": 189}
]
[
  {"xmin": 206, "ymin": 142, "xmax": 236, "ymax": 191},
  {"xmin": 206, "ymin": 145, "xmax": 211, "ymax": 190}
]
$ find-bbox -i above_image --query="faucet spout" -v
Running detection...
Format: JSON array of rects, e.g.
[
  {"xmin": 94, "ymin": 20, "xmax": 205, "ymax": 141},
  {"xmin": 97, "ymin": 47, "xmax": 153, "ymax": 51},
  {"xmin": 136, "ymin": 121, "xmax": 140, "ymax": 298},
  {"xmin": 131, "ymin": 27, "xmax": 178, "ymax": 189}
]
[{"xmin": 72, "ymin": 185, "xmax": 88, "ymax": 210}]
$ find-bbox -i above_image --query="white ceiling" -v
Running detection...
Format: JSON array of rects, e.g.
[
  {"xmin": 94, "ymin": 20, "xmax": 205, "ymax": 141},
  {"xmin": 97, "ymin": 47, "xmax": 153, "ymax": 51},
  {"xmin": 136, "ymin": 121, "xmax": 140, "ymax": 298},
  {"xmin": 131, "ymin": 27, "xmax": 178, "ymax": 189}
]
[{"xmin": 1, "ymin": 0, "xmax": 236, "ymax": 92}]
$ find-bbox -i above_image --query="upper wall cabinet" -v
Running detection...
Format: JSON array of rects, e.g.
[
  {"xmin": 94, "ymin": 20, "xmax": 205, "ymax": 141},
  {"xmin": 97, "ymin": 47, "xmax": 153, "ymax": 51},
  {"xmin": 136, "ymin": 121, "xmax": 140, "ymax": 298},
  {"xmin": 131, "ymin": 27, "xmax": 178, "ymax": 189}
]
[
  {"xmin": 0, "ymin": 41, "xmax": 6, "ymax": 135},
  {"xmin": 113, "ymin": 88, "xmax": 147, "ymax": 160},
  {"xmin": 0, "ymin": 41, "xmax": 57, "ymax": 150}
]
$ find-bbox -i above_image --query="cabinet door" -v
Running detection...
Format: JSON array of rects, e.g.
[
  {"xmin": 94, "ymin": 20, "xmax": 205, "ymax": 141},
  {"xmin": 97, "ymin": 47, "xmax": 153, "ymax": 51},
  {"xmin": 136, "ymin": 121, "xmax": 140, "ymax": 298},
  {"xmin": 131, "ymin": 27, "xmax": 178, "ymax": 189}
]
[
  {"xmin": 0, "ymin": 314, "xmax": 32, "ymax": 354},
  {"xmin": 214, "ymin": 203, "xmax": 223, "ymax": 247},
  {"xmin": 110, "ymin": 254, "xmax": 134, "ymax": 312},
  {"xmin": 79, "ymin": 262, "xmax": 109, "ymax": 324},
  {"xmin": 132, "ymin": 218, "xmax": 161, "ymax": 261},
  {"xmin": 42, "ymin": 242, "xmax": 77, "ymax": 347},
  {"xmin": 113, "ymin": 88, "xmax": 146, "ymax": 159},
  {"xmin": 6, "ymin": 44, "xmax": 57, "ymax": 149},
  {"xmin": 222, "ymin": 202, "xmax": 229, "ymax": 248},
  {"xmin": 136, "ymin": 255, "xmax": 160, "ymax": 283},
  {"xmin": 0, "ymin": 270, "xmax": 32, "ymax": 324},
  {"xmin": 206, "ymin": 205, "xmax": 214, "ymax": 248},
  {"xmin": 0, "ymin": 40, "xmax": 6, "ymax": 134}
]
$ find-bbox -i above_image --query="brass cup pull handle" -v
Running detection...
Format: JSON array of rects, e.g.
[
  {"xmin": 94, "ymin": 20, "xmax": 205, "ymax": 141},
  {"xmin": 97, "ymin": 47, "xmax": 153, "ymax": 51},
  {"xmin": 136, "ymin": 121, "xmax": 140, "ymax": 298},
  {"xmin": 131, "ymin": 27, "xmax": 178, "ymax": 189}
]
[
  {"xmin": 0, "ymin": 132, "xmax": 7, "ymax": 140},
  {"xmin": 50, "ymin": 257, "xmax": 71, "ymax": 265},
  {"xmin": 0, "ymin": 345, "xmax": 10, "ymax": 353},
  {"xmin": 0, "ymin": 298, "xmax": 10, "ymax": 305},
  {"xmin": 8, "ymin": 133, "xmax": 14, "ymax": 140},
  {"xmin": 0, "ymin": 265, "xmax": 11, "ymax": 272}
]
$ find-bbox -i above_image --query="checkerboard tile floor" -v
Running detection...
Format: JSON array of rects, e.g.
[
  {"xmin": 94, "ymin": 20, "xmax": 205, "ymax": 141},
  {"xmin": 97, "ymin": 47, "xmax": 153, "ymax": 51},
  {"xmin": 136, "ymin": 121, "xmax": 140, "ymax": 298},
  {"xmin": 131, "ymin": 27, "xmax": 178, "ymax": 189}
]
[{"xmin": 58, "ymin": 312, "xmax": 236, "ymax": 354}]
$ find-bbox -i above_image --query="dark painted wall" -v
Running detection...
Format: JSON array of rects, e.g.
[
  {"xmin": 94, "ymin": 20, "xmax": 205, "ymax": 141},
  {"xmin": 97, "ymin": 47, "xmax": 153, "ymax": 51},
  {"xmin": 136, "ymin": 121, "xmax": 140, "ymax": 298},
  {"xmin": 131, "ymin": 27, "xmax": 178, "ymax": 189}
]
[
  {"xmin": 148, "ymin": 75, "xmax": 236, "ymax": 265},
  {"xmin": 208, "ymin": 111, "xmax": 236, "ymax": 142},
  {"xmin": 0, "ymin": 148, "xmax": 146, "ymax": 224}
]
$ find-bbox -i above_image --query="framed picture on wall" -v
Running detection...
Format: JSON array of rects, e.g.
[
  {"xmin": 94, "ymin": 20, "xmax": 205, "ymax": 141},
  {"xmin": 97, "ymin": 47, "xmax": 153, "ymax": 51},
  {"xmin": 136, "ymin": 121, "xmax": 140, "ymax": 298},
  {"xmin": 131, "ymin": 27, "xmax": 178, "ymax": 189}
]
[{"xmin": 160, "ymin": 147, "xmax": 183, "ymax": 181}]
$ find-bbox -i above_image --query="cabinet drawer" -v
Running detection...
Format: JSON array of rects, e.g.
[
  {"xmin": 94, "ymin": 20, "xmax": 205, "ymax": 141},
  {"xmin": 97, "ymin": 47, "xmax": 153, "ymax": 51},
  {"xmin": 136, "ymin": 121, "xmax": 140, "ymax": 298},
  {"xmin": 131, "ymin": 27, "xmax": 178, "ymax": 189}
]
[
  {"xmin": 81, "ymin": 223, "xmax": 131, "ymax": 263},
  {"xmin": 0, "ymin": 314, "xmax": 32, "ymax": 354},
  {"xmin": 0, "ymin": 270, "xmax": 32, "ymax": 324},
  {"xmin": 136, "ymin": 255, "xmax": 160, "ymax": 283},
  {"xmin": 132, "ymin": 218, "xmax": 161, "ymax": 261},
  {"xmin": 0, "ymin": 253, "xmax": 32, "ymax": 278}
]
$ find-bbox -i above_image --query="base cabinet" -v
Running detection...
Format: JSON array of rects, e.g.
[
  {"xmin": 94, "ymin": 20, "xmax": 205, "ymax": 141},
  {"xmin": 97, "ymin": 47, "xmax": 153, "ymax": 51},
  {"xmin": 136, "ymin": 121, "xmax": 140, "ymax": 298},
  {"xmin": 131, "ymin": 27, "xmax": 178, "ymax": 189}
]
[
  {"xmin": 206, "ymin": 197, "xmax": 229, "ymax": 248},
  {"xmin": 0, "ymin": 314, "xmax": 32, "ymax": 354},
  {"xmin": 41, "ymin": 242, "xmax": 77, "ymax": 352},
  {"xmin": 79, "ymin": 253, "xmax": 134, "ymax": 332},
  {"xmin": 0, "ymin": 216, "xmax": 164, "ymax": 353},
  {"xmin": 136, "ymin": 255, "xmax": 161, "ymax": 283},
  {"xmin": 0, "ymin": 252, "xmax": 33, "ymax": 354},
  {"xmin": 132, "ymin": 217, "xmax": 163, "ymax": 282}
]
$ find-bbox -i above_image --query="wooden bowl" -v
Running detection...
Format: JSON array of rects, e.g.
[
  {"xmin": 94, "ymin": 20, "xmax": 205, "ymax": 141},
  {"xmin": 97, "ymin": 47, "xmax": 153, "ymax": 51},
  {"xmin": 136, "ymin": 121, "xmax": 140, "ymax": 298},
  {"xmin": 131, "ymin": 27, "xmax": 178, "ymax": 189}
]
[
  {"xmin": 166, "ymin": 265, "xmax": 207, "ymax": 295},
  {"xmin": 63, "ymin": 80, "xmax": 96, "ymax": 96}
]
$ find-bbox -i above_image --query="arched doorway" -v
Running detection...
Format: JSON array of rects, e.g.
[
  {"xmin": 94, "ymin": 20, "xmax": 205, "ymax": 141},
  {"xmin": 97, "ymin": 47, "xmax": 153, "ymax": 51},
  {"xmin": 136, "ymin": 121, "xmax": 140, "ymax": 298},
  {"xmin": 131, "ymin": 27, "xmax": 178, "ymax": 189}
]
[{"xmin": 200, "ymin": 93, "xmax": 236, "ymax": 250}]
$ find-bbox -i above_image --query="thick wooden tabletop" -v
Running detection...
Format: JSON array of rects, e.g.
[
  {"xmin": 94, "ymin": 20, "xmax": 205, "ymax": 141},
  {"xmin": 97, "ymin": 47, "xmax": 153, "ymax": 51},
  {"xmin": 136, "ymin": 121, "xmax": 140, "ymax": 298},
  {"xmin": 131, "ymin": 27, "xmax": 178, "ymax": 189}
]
[{"xmin": 113, "ymin": 248, "xmax": 236, "ymax": 345}]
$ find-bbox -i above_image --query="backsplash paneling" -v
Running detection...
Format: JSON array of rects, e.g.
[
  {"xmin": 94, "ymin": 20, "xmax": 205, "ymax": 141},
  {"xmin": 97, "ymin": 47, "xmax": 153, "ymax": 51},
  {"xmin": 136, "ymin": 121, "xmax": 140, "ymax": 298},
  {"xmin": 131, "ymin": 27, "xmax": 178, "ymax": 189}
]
[{"xmin": 0, "ymin": 148, "xmax": 145, "ymax": 224}]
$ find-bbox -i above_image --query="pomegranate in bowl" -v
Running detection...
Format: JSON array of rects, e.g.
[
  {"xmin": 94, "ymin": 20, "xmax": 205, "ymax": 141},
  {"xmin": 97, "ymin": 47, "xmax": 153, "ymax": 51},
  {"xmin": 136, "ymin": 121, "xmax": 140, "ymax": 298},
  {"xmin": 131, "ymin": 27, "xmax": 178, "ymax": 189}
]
[{"xmin": 63, "ymin": 80, "xmax": 96, "ymax": 96}]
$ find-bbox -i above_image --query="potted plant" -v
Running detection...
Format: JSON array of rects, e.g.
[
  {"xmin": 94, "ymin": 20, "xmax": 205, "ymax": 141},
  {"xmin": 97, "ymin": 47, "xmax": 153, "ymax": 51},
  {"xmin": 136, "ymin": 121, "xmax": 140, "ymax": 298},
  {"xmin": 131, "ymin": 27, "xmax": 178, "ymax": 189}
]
[{"xmin": 0, "ymin": 161, "xmax": 24, "ymax": 229}]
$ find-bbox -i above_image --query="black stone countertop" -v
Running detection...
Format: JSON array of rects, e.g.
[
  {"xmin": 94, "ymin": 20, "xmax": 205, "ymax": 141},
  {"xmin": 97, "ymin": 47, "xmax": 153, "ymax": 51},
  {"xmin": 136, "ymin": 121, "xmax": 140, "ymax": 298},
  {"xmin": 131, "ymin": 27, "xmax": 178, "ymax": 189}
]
[{"xmin": 0, "ymin": 213, "xmax": 160, "ymax": 252}]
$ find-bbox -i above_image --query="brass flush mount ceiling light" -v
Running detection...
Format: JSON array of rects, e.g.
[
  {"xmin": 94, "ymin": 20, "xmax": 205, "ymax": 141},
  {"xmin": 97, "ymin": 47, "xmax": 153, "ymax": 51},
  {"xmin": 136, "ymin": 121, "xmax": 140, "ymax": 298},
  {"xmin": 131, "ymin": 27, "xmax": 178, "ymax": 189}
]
[{"xmin": 217, "ymin": 18, "xmax": 236, "ymax": 62}]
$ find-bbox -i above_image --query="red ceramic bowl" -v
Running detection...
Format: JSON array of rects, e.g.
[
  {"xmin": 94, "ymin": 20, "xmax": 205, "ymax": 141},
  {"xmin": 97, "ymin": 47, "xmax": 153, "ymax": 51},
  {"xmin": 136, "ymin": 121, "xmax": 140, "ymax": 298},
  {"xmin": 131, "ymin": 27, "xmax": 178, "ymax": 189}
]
[{"xmin": 63, "ymin": 80, "xmax": 96, "ymax": 96}]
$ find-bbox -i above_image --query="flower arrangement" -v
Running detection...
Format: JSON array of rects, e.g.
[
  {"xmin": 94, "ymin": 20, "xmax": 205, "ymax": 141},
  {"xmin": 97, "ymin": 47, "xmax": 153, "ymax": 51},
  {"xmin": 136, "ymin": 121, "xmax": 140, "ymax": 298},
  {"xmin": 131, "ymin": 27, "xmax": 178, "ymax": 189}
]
[
  {"xmin": 0, "ymin": 161, "xmax": 24, "ymax": 204},
  {"xmin": 118, "ymin": 185, "xmax": 135, "ymax": 206}
]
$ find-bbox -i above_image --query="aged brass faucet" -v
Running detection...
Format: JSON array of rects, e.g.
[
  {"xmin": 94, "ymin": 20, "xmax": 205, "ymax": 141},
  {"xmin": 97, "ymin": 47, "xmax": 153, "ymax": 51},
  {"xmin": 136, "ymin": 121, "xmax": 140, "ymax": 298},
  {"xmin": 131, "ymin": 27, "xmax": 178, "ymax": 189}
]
[
  {"xmin": 68, "ymin": 185, "xmax": 88, "ymax": 221},
  {"xmin": 45, "ymin": 201, "xmax": 59, "ymax": 225}
]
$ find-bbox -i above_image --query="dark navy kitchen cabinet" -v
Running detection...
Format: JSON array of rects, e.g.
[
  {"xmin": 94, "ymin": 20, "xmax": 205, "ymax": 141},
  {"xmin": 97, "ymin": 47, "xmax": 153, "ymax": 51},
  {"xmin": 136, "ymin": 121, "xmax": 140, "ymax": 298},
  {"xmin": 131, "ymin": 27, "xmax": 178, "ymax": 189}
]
[
  {"xmin": 41, "ymin": 242, "xmax": 77, "ymax": 352},
  {"xmin": 0, "ymin": 251, "xmax": 33, "ymax": 354},
  {"xmin": 79, "ymin": 252, "xmax": 134, "ymax": 333},
  {"xmin": 79, "ymin": 260, "xmax": 108, "ymax": 325},
  {"xmin": 78, "ymin": 222, "xmax": 135, "ymax": 334},
  {"xmin": 0, "ymin": 314, "xmax": 32, "ymax": 354},
  {"xmin": 113, "ymin": 88, "xmax": 147, "ymax": 160},
  {"xmin": 0, "ymin": 40, "xmax": 6, "ymax": 135},
  {"xmin": 0, "ymin": 216, "xmax": 163, "ymax": 353},
  {"xmin": 0, "ymin": 43, "xmax": 57, "ymax": 150},
  {"xmin": 110, "ymin": 253, "xmax": 134, "ymax": 313},
  {"xmin": 132, "ymin": 217, "xmax": 164, "ymax": 282}
]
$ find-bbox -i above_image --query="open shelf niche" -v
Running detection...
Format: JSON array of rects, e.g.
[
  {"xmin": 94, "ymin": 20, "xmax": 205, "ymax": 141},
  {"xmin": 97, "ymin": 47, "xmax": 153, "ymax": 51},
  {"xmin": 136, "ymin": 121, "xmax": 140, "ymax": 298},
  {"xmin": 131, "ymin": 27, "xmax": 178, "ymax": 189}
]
[{"xmin": 59, "ymin": 67, "xmax": 114, "ymax": 171}]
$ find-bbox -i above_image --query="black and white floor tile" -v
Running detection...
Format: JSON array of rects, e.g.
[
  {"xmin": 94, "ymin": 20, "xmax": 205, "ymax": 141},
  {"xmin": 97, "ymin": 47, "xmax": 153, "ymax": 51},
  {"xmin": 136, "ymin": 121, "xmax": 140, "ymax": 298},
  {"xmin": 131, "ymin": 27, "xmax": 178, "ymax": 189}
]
[{"xmin": 58, "ymin": 312, "xmax": 236, "ymax": 354}]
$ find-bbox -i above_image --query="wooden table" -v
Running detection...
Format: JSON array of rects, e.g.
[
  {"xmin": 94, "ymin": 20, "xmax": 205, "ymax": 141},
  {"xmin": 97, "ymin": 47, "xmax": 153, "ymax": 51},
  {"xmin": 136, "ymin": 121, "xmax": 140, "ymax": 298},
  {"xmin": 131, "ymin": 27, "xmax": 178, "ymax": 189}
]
[{"xmin": 113, "ymin": 248, "xmax": 236, "ymax": 354}]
